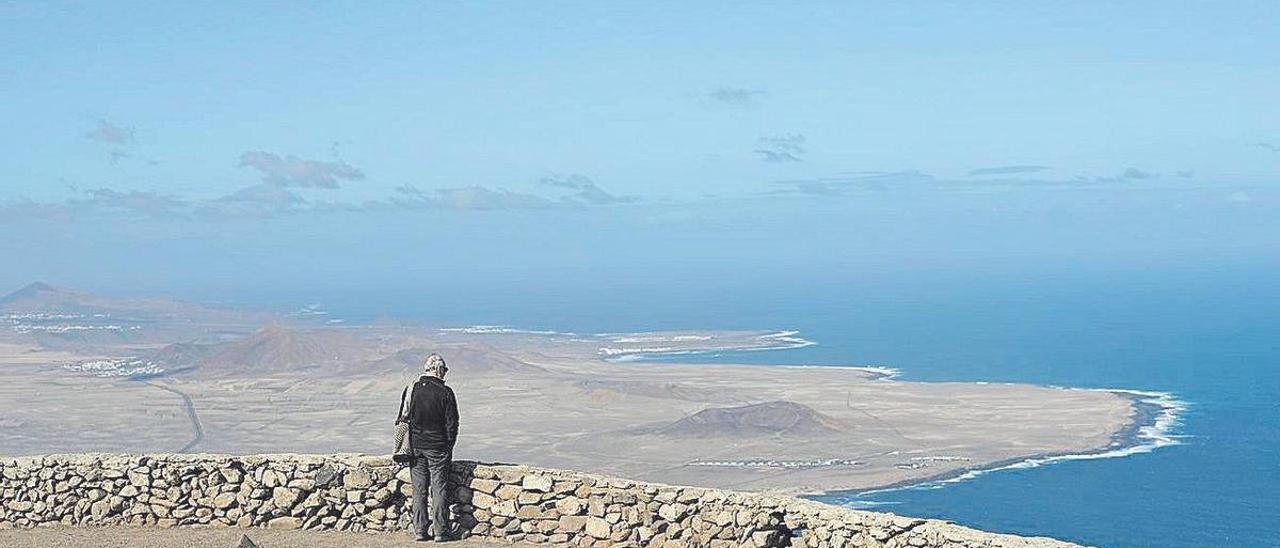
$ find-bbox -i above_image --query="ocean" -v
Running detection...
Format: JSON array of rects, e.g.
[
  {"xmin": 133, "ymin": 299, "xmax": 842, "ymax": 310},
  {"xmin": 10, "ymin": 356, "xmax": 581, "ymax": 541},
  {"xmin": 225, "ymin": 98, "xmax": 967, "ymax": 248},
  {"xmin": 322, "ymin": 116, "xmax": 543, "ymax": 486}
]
[{"xmin": 207, "ymin": 261, "xmax": 1279, "ymax": 548}]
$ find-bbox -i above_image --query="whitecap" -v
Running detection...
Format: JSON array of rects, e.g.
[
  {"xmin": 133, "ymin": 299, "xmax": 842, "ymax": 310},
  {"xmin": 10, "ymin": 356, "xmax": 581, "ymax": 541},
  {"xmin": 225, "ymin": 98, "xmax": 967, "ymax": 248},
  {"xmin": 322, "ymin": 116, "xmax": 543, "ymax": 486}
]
[{"xmin": 838, "ymin": 389, "xmax": 1187, "ymax": 504}]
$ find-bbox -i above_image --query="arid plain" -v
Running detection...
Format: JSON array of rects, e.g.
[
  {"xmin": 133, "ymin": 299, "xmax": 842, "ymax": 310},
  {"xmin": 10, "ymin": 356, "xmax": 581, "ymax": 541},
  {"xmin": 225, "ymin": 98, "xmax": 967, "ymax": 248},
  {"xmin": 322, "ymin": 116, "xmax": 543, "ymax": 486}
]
[{"xmin": 0, "ymin": 283, "xmax": 1134, "ymax": 495}]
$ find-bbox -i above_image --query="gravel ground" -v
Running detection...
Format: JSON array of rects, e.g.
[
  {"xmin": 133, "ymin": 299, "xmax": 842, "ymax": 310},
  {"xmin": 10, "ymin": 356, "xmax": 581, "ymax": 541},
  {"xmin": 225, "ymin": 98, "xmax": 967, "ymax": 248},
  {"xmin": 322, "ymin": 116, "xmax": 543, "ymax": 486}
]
[{"xmin": 0, "ymin": 525, "xmax": 518, "ymax": 548}]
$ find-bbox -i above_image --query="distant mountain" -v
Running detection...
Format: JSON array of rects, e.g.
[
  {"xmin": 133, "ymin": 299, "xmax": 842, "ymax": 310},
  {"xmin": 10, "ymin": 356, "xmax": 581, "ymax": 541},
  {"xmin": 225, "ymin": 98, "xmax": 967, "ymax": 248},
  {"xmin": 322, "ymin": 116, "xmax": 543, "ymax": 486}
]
[
  {"xmin": 0, "ymin": 282, "xmax": 267, "ymax": 350},
  {"xmin": 0, "ymin": 282, "xmax": 61, "ymax": 305},
  {"xmin": 0, "ymin": 281, "xmax": 245, "ymax": 322},
  {"xmin": 200, "ymin": 324, "xmax": 373, "ymax": 372},
  {"xmin": 368, "ymin": 343, "xmax": 544, "ymax": 375},
  {"xmin": 653, "ymin": 401, "xmax": 845, "ymax": 438},
  {"xmin": 0, "ymin": 282, "xmax": 91, "ymax": 311}
]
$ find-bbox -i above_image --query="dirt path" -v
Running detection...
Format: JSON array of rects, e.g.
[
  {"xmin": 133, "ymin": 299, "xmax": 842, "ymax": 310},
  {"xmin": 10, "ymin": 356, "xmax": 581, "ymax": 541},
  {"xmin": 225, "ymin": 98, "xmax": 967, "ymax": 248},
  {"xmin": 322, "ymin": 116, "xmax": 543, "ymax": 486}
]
[{"xmin": 0, "ymin": 525, "xmax": 520, "ymax": 548}]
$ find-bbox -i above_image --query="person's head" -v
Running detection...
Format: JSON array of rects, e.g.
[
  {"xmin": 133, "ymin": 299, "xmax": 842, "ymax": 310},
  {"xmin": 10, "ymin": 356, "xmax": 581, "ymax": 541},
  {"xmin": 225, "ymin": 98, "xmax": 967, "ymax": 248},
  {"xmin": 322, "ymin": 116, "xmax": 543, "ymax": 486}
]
[{"xmin": 423, "ymin": 353, "xmax": 448, "ymax": 379}]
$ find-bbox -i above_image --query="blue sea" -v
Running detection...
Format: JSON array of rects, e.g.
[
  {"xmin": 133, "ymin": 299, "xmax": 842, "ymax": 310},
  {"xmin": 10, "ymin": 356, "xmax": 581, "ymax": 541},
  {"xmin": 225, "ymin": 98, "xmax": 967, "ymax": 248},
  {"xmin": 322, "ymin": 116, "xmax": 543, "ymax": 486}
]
[{"xmin": 207, "ymin": 262, "xmax": 1279, "ymax": 548}]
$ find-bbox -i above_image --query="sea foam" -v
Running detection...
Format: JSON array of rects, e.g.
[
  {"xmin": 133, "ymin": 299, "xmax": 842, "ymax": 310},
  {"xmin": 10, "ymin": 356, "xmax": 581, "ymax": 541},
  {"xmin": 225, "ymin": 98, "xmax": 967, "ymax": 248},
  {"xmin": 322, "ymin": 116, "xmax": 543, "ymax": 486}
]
[
  {"xmin": 839, "ymin": 388, "xmax": 1187, "ymax": 504},
  {"xmin": 598, "ymin": 330, "xmax": 818, "ymax": 361}
]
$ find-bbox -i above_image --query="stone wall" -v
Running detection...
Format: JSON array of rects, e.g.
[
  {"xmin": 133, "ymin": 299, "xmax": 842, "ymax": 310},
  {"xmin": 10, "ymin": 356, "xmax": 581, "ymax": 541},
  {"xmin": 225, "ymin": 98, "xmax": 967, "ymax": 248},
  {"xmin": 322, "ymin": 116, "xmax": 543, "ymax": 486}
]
[{"xmin": 0, "ymin": 454, "xmax": 1079, "ymax": 547}]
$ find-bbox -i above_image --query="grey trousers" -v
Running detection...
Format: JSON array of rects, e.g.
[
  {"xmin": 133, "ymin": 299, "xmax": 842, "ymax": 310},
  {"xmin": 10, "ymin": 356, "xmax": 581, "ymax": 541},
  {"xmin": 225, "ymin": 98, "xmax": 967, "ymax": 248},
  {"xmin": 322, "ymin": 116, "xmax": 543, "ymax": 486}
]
[{"xmin": 410, "ymin": 447, "xmax": 452, "ymax": 537}]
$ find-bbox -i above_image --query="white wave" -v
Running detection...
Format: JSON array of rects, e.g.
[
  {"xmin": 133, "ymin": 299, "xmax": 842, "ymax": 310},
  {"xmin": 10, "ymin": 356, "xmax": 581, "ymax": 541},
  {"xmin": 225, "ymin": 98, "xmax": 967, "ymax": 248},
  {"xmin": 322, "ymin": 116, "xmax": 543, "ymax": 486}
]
[
  {"xmin": 289, "ymin": 303, "xmax": 329, "ymax": 317},
  {"xmin": 610, "ymin": 335, "xmax": 714, "ymax": 343},
  {"xmin": 598, "ymin": 346, "xmax": 687, "ymax": 356},
  {"xmin": 843, "ymin": 389, "xmax": 1187, "ymax": 502},
  {"xmin": 854, "ymin": 366, "xmax": 900, "ymax": 379},
  {"xmin": 439, "ymin": 325, "xmax": 567, "ymax": 336},
  {"xmin": 752, "ymin": 330, "xmax": 818, "ymax": 351},
  {"xmin": 599, "ymin": 330, "xmax": 819, "ymax": 360},
  {"xmin": 841, "ymin": 500, "xmax": 904, "ymax": 509},
  {"xmin": 778, "ymin": 364, "xmax": 901, "ymax": 379},
  {"xmin": 603, "ymin": 354, "xmax": 648, "ymax": 362}
]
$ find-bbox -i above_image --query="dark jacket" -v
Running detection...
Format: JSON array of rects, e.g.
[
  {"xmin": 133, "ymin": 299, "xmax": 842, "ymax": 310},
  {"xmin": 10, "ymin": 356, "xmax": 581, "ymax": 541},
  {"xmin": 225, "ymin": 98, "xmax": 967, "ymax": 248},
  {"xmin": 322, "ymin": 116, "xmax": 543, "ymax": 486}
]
[{"xmin": 402, "ymin": 375, "xmax": 459, "ymax": 450}]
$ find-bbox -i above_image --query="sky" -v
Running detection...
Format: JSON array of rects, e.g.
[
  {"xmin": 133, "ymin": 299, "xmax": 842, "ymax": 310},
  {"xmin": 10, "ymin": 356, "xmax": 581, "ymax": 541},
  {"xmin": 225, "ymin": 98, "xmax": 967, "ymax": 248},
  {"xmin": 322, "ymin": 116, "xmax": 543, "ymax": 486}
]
[{"xmin": 1, "ymin": 1, "xmax": 1278, "ymax": 303}]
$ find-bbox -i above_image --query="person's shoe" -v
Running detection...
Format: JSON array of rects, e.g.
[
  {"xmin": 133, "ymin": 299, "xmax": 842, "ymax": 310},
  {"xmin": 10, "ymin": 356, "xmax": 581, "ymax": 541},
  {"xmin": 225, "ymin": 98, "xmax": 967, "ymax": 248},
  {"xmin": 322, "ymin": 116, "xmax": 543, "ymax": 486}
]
[
  {"xmin": 414, "ymin": 533, "xmax": 431, "ymax": 542},
  {"xmin": 433, "ymin": 533, "xmax": 453, "ymax": 542}
]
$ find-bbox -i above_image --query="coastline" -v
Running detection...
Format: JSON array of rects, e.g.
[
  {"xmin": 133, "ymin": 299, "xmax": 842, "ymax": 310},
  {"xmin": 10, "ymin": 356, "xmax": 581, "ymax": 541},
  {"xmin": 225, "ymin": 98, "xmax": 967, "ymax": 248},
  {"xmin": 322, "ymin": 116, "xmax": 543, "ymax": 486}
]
[
  {"xmin": 591, "ymin": 326, "xmax": 1181, "ymax": 500},
  {"xmin": 814, "ymin": 388, "xmax": 1185, "ymax": 502},
  {"xmin": 3, "ymin": 315, "xmax": 1177, "ymax": 507}
]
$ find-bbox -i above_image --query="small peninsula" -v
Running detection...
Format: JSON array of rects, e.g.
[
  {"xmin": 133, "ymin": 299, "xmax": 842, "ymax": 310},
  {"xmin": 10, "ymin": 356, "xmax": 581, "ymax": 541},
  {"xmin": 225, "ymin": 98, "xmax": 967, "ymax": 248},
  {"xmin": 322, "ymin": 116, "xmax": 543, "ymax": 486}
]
[{"xmin": 0, "ymin": 283, "xmax": 1145, "ymax": 495}]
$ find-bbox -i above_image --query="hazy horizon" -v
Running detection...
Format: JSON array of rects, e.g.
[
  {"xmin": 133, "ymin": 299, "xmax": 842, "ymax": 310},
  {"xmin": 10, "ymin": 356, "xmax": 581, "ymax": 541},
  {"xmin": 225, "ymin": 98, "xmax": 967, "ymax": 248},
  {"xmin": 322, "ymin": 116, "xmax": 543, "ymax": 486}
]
[{"xmin": 3, "ymin": 3, "xmax": 1278, "ymax": 304}]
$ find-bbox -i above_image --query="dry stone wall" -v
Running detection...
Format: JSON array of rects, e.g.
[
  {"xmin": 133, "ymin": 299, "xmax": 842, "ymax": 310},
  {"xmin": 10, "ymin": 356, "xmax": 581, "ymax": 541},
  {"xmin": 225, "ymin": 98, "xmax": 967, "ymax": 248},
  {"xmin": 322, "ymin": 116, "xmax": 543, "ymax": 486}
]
[{"xmin": 0, "ymin": 454, "xmax": 1079, "ymax": 548}]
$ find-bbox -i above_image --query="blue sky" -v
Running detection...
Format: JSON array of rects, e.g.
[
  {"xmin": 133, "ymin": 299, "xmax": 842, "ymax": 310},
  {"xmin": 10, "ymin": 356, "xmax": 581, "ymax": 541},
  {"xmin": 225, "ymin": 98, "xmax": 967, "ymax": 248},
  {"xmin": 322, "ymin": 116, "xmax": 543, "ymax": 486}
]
[
  {"xmin": 1, "ymin": 2, "xmax": 1277, "ymax": 298},
  {"xmin": 4, "ymin": 2, "xmax": 1278, "ymax": 203}
]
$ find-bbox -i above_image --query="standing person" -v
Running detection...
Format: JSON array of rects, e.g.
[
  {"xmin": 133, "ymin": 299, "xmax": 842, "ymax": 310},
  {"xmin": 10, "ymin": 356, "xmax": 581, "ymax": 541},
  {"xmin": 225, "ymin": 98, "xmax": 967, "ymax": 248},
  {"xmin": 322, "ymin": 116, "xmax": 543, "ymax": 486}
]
[{"xmin": 400, "ymin": 353, "xmax": 459, "ymax": 542}]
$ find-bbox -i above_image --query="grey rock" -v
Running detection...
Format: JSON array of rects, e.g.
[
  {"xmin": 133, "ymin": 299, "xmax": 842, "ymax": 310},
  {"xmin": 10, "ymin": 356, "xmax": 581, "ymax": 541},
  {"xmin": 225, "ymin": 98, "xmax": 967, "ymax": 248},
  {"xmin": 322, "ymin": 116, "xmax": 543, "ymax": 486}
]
[{"xmin": 314, "ymin": 464, "xmax": 338, "ymax": 488}]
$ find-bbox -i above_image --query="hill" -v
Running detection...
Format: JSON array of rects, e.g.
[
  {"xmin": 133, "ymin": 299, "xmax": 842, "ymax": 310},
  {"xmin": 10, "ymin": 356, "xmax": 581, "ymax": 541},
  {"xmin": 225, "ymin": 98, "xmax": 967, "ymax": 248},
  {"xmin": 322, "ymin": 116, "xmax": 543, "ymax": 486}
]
[
  {"xmin": 0, "ymin": 282, "xmax": 61, "ymax": 306},
  {"xmin": 653, "ymin": 401, "xmax": 846, "ymax": 438},
  {"xmin": 199, "ymin": 324, "xmax": 373, "ymax": 373}
]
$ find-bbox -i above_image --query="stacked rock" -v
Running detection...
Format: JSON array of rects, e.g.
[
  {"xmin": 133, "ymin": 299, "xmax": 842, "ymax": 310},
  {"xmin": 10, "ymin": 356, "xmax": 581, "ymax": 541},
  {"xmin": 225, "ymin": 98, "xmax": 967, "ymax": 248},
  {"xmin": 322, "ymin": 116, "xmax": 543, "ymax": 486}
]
[
  {"xmin": 459, "ymin": 466, "xmax": 788, "ymax": 547},
  {"xmin": 0, "ymin": 453, "xmax": 1078, "ymax": 548}
]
